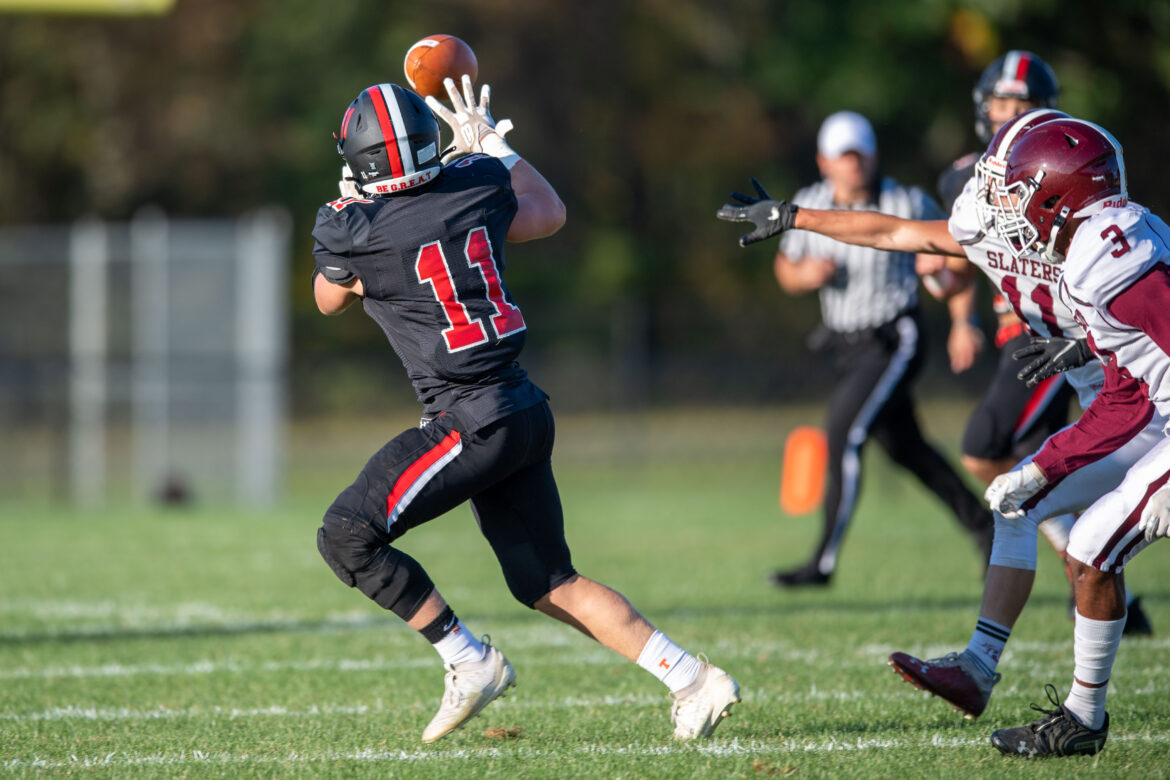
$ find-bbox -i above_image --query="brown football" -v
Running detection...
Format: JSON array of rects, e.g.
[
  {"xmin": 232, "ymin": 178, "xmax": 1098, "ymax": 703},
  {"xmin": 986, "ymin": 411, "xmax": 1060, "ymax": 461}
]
[{"xmin": 403, "ymin": 34, "xmax": 478, "ymax": 99}]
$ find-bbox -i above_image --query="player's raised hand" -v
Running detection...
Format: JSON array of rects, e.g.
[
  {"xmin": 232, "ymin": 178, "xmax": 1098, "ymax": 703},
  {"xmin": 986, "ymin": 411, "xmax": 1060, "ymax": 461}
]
[
  {"xmin": 1012, "ymin": 336, "xmax": 1093, "ymax": 388},
  {"xmin": 338, "ymin": 164, "xmax": 360, "ymax": 199},
  {"xmin": 426, "ymin": 75, "xmax": 516, "ymax": 165},
  {"xmin": 716, "ymin": 178, "xmax": 798, "ymax": 247},
  {"xmin": 1139, "ymin": 484, "xmax": 1170, "ymax": 543},
  {"xmin": 984, "ymin": 462, "xmax": 1047, "ymax": 519}
]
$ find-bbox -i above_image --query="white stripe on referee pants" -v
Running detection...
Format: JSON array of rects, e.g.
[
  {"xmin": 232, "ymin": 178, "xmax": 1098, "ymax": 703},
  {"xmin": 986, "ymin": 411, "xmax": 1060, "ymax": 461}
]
[{"xmin": 818, "ymin": 314, "xmax": 918, "ymax": 574}]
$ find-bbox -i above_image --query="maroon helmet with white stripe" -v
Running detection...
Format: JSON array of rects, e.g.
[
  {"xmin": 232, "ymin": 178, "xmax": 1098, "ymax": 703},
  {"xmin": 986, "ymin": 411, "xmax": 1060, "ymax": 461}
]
[
  {"xmin": 995, "ymin": 118, "xmax": 1127, "ymax": 263},
  {"xmin": 337, "ymin": 84, "xmax": 441, "ymax": 196},
  {"xmin": 973, "ymin": 107, "xmax": 1067, "ymax": 228}
]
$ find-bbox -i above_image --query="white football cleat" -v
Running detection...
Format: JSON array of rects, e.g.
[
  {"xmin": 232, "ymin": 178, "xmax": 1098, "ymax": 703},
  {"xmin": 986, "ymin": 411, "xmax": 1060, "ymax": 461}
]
[
  {"xmin": 670, "ymin": 661, "xmax": 741, "ymax": 740},
  {"xmin": 421, "ymin": 639, "xmax": 516, "ymax": 743}
]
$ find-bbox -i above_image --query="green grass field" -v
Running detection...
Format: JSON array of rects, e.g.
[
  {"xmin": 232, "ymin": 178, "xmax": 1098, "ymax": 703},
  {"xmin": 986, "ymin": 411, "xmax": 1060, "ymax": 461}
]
[{"xmin": 2, "ymin": 406, "xmax": 1168, "ymax": 778}]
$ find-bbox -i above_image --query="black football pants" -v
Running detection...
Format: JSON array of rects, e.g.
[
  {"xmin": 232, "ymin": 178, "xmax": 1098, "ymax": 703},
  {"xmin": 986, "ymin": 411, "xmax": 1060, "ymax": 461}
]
[
  {"xmin": 809, "ymin": 311, "xmax": 993, "ymax": 575},
  {"xmin": 316, "ymin": 402, "xmax": 578, "ymax": 620}
]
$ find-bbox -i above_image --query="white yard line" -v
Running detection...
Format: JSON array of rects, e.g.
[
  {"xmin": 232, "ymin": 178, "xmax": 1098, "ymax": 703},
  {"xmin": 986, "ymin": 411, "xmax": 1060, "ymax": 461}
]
[
  {"xmin": 6, "ymin": 640, "xmax": 1170, "ymax": 681},
  {"xmin": 4, "ymin": 733, "xmax": 1169, "ymax": 770},
  {"xmin": 4, "ymin": 682, "xmax": 1170, "ymax": 724}
]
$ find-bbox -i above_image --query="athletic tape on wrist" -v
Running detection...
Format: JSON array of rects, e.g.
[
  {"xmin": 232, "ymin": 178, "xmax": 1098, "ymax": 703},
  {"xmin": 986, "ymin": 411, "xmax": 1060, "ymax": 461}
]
[{"xmin": 482, "ymin": 134, "xmax": 521, "ymax": 169}]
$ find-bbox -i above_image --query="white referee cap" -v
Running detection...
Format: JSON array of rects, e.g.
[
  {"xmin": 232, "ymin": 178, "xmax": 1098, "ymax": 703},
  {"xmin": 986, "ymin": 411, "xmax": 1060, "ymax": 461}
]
[{"xmin": 817, "ymin": 111, "xmax": 877, "ymax": 159}]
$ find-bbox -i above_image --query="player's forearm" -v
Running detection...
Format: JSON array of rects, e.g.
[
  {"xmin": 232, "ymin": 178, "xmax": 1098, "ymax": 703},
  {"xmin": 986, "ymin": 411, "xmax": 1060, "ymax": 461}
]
[
  {"xmin": 792, "ymin": 209, "xmax": 963, "ymax": 256},
  {"xmin": 946, "ymin": 284, "xmax": 977, "ymax": 322},
  {"xmin": 1031, "ymin": 367, "xmax": 1155, "ymax": 483},
  {"xmin": 507, "ymin": 160, "xmax": 566, "ymax": 242}
]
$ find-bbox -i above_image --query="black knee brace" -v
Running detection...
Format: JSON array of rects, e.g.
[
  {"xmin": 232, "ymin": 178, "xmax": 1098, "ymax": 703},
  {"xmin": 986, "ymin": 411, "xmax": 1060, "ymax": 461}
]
[{"xmin": 316, "ymin": 514, "xmax": 435, "ymax": 621}]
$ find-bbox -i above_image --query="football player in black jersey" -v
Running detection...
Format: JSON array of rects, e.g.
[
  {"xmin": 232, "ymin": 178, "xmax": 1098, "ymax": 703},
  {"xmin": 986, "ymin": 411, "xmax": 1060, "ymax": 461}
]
[
  {"xmin": 312, "ymin": 78, "xmax": 739, "ymax": 743},
  {"xmin": 929, "ymin": 52, "xmax": 1073, "ymax": 490}
]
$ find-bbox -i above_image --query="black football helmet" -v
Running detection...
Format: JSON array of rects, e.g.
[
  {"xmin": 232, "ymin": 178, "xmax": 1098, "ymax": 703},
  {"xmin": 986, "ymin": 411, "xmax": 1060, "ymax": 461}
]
[
  {"xmin": 973, "ymin": 51, "xmax": 1059, "ymax": 143},
  {"xmin": 337, "ymin": 84, "xmax": 441, "ymax": 195}
]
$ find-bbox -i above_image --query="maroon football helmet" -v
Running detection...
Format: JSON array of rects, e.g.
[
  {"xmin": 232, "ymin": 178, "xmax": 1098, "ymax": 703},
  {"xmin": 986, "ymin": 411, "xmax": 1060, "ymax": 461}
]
[
  {"xmin": 994, "ymin": 118, "xmax": 1127, "ymax": 262},
  {"xmin": 973, "ymin": 107, "xmax": 1068, "ymax": 228}
]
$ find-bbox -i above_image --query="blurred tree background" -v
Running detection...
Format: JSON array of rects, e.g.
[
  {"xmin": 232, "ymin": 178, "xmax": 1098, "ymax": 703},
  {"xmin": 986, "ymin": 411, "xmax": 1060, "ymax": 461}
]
[{"xmin": 2, "ymin": 0, "xmax": 1168, "ymax": 414}]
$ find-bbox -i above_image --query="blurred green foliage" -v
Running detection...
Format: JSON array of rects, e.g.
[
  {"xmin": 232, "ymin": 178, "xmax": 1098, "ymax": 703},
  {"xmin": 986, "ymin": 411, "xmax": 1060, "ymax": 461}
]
[{"xmin": 2, "ymin": 1, "xmax": 1168, "ymax": 411}]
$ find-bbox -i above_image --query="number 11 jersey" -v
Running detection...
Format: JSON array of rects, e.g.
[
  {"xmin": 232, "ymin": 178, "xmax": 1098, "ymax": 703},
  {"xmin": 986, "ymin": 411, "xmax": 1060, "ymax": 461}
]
[
  {"xmin": 312, "ymin": 154, "xmax": 547, "ymax": 431},
  {"xmin": 949, "ymin": 176, "xmax": 1104, "ymax": 408}
]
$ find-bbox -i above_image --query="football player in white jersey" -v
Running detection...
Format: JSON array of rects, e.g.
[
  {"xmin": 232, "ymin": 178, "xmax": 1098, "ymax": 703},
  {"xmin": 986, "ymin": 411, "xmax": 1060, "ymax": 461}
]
[
  {"xmin": 716, "ymin": 111, "xmax": 1162, "ymax": 729},
  {"xmin": 977, "ymin": 117, "xmax": 1170, "ymax": 757}
]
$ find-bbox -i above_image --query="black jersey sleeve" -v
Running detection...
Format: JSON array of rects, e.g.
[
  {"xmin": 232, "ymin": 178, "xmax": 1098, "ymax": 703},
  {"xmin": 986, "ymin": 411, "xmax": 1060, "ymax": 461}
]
[
  {"xmin": 937, "ymin": 152, "xmax": 979, "ymax": 214},
  {"xmin": 311, "ymin": 199, "xmax": 380, "ymax": 284},
  {"xmin": 442, "ymin": 154, "xmax": 513, "ymax": 191}
]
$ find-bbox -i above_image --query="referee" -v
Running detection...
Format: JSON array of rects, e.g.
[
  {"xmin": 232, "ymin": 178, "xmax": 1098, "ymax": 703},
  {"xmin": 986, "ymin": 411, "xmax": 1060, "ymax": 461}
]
[{"xmin": 770, "ymin": 111, "xmax": 993, "ymax": 587}]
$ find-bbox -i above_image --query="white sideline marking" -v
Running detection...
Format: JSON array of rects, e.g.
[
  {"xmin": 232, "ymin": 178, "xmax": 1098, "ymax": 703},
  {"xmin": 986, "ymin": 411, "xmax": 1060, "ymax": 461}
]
[
  {"xmin": 5, "ymin": 633, "xmax": 1170, "ymax": 681},
  {"xmin": 0, "ymin": 690, "xmax": 905, "ymax": 723},
  {"xmin": 4, "ymin": 733, "xmax": 1169, "ymax": 769},
  {"xmin": 6, "ymin": 682, "xmax": 1170, "ymax": 724},
  {"xmin": 0, "ymin": 652, "xmax": 626, "ymax": 681}
]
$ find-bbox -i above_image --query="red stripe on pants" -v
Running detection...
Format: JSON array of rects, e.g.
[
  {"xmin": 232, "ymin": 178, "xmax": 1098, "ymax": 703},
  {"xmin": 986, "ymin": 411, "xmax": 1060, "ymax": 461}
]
[{"xmin": 386, "ymin": 430, "xmax": 462, "ymax": 523}]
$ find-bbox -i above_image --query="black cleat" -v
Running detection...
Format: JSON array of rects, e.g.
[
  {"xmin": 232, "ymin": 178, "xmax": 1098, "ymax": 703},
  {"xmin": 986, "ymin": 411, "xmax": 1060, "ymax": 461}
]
[
  {"xmin": 1123, "ymin": 597, "xmax": 1153, "ymax": 637},
  {"xmin": 768, "ymin": 562, "xmax": 831, "ymax": 588},
  {"xmin": 990, "ymin": 684, "xmax": 1108, "ymax": 757}
]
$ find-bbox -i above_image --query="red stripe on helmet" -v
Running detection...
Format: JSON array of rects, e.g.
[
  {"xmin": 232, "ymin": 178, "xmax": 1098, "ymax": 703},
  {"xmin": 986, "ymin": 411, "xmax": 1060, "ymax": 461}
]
[
  {"xmin": 365, "ymin": 86, "xmax": 405, "ymax": 179},
  {"xmin": 340, "ymin": 106, "xmax": 355, "ymax": 139},
  {"xmin": 1013, "ymin": 52, "xmax": 1032, "ymax": 82}
]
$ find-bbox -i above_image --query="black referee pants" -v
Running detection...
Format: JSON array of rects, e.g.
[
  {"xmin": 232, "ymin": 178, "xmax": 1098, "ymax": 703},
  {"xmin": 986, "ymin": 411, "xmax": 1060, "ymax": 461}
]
[{"xmin": 810, "ymin": 310, "xmax": 993, "ymax": 575}]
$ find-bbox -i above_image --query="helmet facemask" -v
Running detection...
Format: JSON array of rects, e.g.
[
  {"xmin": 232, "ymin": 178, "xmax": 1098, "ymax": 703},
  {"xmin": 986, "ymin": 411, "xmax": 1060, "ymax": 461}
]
[
  {"xmin": 993, "ymin": 171, "xmax": 1046, "ymax": 261},
  {"xmin": 975, "ymin": 108, "xmax": 1067, "ymax": 233}
]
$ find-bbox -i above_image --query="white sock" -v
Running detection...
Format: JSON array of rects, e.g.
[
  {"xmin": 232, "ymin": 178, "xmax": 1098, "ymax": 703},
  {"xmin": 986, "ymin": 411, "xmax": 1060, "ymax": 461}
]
[
  {"xmin": 431, "ymin": 621, "xmax": 485, "ymax": 667},
  {"xmin": 966, "ymin": 617, "xmax": 1011, "ymax": 675},
  {"xmin": 1063, "ymin": 611, "xmax": 1124, "ymax": 731},
  {"xmin": 636, "ymin": 630, "xmax": 703, "ymax": 693}
]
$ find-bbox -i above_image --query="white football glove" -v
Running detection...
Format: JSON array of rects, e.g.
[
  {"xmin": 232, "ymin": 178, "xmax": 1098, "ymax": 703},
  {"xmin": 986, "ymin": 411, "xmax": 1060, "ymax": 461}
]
[
  {"xmin": 425, "ymin": 75, "xmax": 518, "ymax": 168},
  {"xmin": 1139, "ymin": 484, "xmax": 1170, "ymax": 543},
  {"xmin": 985, "ymin": 461, "xmax": 1048, "ymax": 520},
  {"xmin": 339, "ymin": 164, "xmax": 359, "ymax": 199}
]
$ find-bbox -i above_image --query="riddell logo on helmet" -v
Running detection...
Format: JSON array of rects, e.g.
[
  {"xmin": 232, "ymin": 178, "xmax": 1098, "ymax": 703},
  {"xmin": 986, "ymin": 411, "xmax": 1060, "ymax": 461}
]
[
  {"xmin": 374, "ymin": 171, "xmax": 435, "ymax": 193},
  {"xmin": 1101, "ymin": 197, "xmax": 1128, "ymax": 209}
]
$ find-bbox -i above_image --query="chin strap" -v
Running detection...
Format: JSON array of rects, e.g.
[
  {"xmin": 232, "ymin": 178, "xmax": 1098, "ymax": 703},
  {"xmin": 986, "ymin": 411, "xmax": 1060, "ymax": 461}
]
[{"xmin": 1040, "ymin": 205, "xmax": 1071, "ymax": 263}]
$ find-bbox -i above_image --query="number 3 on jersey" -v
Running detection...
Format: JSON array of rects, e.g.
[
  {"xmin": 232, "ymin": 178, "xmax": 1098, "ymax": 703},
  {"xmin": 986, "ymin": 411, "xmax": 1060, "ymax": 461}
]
[{"xmin": 415, "ymin": 227, "xmax": 526, "ymax": 353}]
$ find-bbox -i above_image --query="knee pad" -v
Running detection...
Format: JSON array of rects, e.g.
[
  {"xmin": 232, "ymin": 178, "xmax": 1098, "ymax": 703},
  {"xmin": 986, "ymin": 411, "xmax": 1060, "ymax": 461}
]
[
  {"xmin": 317, "ymin": 513, "xmax": 435, "ymax": 621},
  {"xmin": 989, "ymin": 511, "xmax": 1040, "ymax": 570},
  {"xmin": 317, "ymin": 524, "xmax": 356, "ymax": 587}
]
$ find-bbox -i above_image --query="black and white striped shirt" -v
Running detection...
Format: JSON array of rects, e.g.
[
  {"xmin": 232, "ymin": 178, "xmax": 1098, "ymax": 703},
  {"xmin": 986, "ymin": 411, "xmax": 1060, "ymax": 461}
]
[{"xmin": 780, "ymin": 177, "xmax": 944, "ymax": 332}]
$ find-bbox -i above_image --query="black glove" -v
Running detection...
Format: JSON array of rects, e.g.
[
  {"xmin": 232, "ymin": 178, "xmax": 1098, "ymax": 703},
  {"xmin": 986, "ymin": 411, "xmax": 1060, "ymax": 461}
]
[
  {"xmin": 1012, "ymin": 336, "xmax": 1093, "ymax": 387},
  {"xmin": 716, "ymin": 178, "xmax": 798, "ymax": 247}
]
